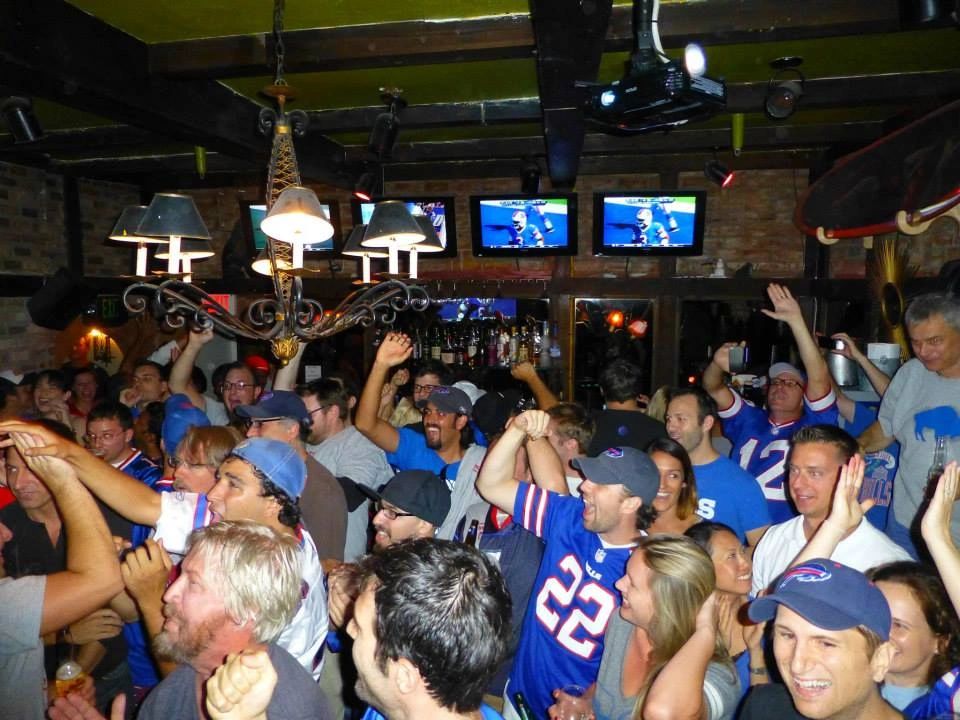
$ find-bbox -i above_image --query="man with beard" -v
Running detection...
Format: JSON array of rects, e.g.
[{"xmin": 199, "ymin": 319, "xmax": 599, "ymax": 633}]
[
  {"xmin": 0, "ymin": 420, "xmax": 329, "ymax": 682},
  {"xmin": 203, "ymin": 539, "xmax": 510, "ymax": 720},
  {"xmin": 356, "ymin": 332, "xmax": 486, "ymax": 540},
  {"xmin": 50, "ymin": 521, "xmax": 331, "ymax": 720}
]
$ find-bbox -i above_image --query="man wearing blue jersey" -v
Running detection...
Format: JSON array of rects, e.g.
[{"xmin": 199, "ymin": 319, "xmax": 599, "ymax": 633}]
[
  {"xmin": 631, "ymin": 208, "xmax": 670, "ymax": 246},
  {"xmin": 703, "ymin": 283, "xmax": 837, "ymax": 523},
  {"xmin": 477, "ymin": 410, "xmax": 659, "ymax": 720},
  {"xmin": 508, "ymin": 210, "xmax": 545, "ymax": 247}
]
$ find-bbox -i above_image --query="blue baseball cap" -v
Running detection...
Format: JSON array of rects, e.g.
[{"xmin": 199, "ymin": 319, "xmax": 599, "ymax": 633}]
[
  {"xmin": 229, "ymin": 437, "xmax": 306, "ymax": 501},
  {"xmin": 416, "ymin": 385, "xmax": 473, "ymax": 417},
  {"xmin": 570, "ymin": 446, "xmax": 659, "ymax": 504},
  {"xmin": 162, "ymin": 393, "xmax": 211, "ymax": 455},
  {"xmin": 235, "ymin": 390, "xmax": 309, "ymax": 425},
  {"xmin": 748, "ymin": 559, "xmax": 891, "ymax": 640}
]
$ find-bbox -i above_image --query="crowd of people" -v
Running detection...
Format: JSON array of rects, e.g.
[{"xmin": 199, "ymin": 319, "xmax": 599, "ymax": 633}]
[{"xmin": 1, "ymin": 282, "xmax": 960, "ymax": 720}]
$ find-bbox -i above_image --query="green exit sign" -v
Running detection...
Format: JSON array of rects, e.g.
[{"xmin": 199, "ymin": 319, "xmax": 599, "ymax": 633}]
[{"xmin": 96, "ymin": 294, "xmax": 128, "ymax": 327}]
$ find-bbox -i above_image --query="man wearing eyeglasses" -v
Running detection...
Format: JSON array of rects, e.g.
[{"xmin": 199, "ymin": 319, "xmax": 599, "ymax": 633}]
[
  {"xmin": 236, "ymin": 390, "xmax": 347, "ymax": 562},
  {"xmin": 87, "ymin": 402, "xmax": 162, "ymax": 492},
  {"xmin": 357, "ymin": 333, "xmax": 487, "ymax": 542},
  {"xmin": 702, "ymin": 283, "xmax": 837, "ymax": 523}
]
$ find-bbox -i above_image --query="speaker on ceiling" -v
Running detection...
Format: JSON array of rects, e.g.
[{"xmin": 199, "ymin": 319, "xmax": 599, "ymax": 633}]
[{"xmin": 27, "ymin": 267, "xmax": 97, "ymax": 330}]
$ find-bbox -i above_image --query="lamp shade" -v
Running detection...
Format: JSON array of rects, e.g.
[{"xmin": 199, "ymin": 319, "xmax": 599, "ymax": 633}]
[
  {"xmin": 108, "ymin": 206, "xmax": 167, "ymax": 244},
  {"xmin": 154, "ymin": 237, "xmax": 214, "ymax": 260},
  {"xmin": 260, "ymin": 185, "xmax": 334, "ymax": 245},
  {"xmin": 137, "ymin": 193, "xmax": 211, "ymax": 240},
  {"xmin": 342, "ymin": 225, "xmax": 388, "ymax": 258},
  {"xmin": 250, "ymin": 246, "xmax": 297, "ymax": 276},
  {"xmin": 410, "ymin": 216, "xmax": 445, "ymax": 253},
  {"xmin": 361, "ymin": 200, "xmax": 425, "ymax": 248}
]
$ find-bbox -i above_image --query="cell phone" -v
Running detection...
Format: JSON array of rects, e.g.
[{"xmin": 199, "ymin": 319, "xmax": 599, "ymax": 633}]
[{"xmin": 728, "ymin": 345, "xmax": 749, "ymax": 374}]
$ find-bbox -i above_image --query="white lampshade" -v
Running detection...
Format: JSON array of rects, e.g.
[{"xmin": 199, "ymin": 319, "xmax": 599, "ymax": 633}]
[
  {"xmin": 361, "ymin": 200, "xmax": 425, "ymax": 248},
  {"xmin": 410, "ymin": 216, "xmax": 445, "ymax": 253},
  {"xmin": 260, "ymin": 185, "xmax": 334, "ymax": 245},
  {"xmin": 250, "ymin": 246, "xmax": 297, "ymax": 277}
]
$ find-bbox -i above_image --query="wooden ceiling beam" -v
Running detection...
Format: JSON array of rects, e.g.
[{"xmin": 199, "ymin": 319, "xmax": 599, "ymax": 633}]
[
  {"xmin": 0, "ymin": 0, "xmax": 347, "ymax": 186},
  {"xmin": 150, "ymin": 0, "xmax": 908, "ymax": 77}
]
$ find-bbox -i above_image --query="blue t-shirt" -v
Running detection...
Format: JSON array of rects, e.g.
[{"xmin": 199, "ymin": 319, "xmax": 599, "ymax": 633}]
[
  {"xmin": 842, "ymin": 402, "xmax": 898, "ymax": 531},
  {"xmin": 386, "ymin": 427, "xmax": 461, "ymax": 486},
  {"xmin": 693, "ymin": 455, "xmax": 771, "ymax": 542},
  {"xmin": 720, "ymin": 389, "xmax": 839, "ymax": 524},
  {"xmin": 508, "ymin": 486, "xmax": 632, "ymax": 719}
]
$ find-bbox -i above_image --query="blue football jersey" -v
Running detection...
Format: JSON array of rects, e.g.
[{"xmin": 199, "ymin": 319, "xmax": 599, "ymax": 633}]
[
  {"xmin": 719, "ymin": 389, "xmax": 838, "ymax": 524},
  {"xmin": 508, "ymin": 485, "xmax": 632, "ymax": 719}
]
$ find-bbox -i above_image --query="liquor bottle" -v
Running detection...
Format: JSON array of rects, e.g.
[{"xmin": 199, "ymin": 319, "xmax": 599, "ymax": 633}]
[
  {"xmin": 517, "ymin": 323, "xmax": 530, "ymax": 363},
  {"xmin": 464, "ymin": 519, "xmax": 480, "ymax": 547},
  {"xmin": 509, "ymin": 325, "xmax": 519, "ymax": 364},
  {"xmin": 466, "ymin": 324, "xmax": 479, "ymax": 368},
  {"xmin": 926, "ymin": 435, "xmax": 947, "ymax": 498},
  {"xmin": 548, "ymin": 321, "xmax": 562, "ymax": 363},
  {"xmin": 538, "ymin": 320, "xmax": 551, "ymax": 369},
  {"xmin": 486, "ymin": 326, "xmax": 498, "ymax": 368},
  {"xmin": 498, "ymin": 324, "xmax": 511, "ymax": 368},
  {"xmin": 454, "ymin": 325, "xmax": 466, "ymax": 367},
  {"xmin": 441, "ymin": 327, "xmax": 455, "ymax": 366},
  {"xmin": 411, "ymin": 327, "xmax": 423, "ymax": 361},
  {"xmin": 430, "ymin": 324, "xmax": 442, "ymax": 361}
]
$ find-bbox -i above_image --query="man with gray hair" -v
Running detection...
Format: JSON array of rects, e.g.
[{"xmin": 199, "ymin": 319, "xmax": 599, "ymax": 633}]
[
  {"xmin": 50, "ymin": 521, "xmax": 331, "ymax": 720},
  {"xmin": 859, "ymin": 291, "xmax": 960, "ymax": 552}
]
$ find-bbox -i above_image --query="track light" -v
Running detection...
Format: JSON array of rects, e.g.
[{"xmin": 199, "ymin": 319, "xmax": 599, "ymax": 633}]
[
  {"xmin": 705, "ymin": 159, "xmax": 734, "ymax": 188},
  {"xmin": 765, "ymin": 57, "xmax": 805, "ymax": 120},
  {"xmin": 367, "ymin": 88, "xmax": 407, "ymax": 160},
  {"xmin": 353, "ymin": 170, "xmax": 381, "ymax": 202},
  {"xmin": 1, "ymin": 96, "xmax": 43, "ymax": 144},
  {"xmin": 520, "ymin": 160, "xmax": 542, "ymax": 194}
]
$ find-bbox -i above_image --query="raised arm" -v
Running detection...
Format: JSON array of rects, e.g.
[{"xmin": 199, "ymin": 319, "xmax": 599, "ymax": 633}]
[
  {"xmin": 831, "ymin": 332, "xmax": 891, "ymax": 396},
  {"xmin": 7, "ymin": 431, "xmax": 124, "ymax": 636},
  {"xmin": 0, "ymin": 421, "xmax": 162, "ymax": 526},
  {"xmin": 702, "ymin": 343, "xmax": 738, "ymax": 410},
  {"xmin": 526, "ymin": 435, "xmax": 569, "ymax": 494},
  {"xmin": 355, "ymin": 332, "xmax": 412, "ymax": 453},
  {"xmin": 168, "ymin": 329, "xmax": 212, "ymax": 408},
  {"xmin": 762, "ymin": 284, "xmax": 830, "ymax": 400},
  {"xmin": 858, "ymin": 420, "xmax": 896, "ymax": 454},
  {"xmin": 477, "ymin": 410, "xmax": 549, "ymax": 513},
  {"xmin": 921, "ymin": 462, "xmax": 960, "ymax": 614},
  {"xmin": 272, "ymin": 341, "xmax": 305, "ymax": 392},
  {"xmin": 511, "ymin": 361, "xmax": 559, "ymax": 411}
]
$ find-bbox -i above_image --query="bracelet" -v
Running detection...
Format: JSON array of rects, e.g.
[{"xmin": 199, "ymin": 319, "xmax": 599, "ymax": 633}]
[{"xmin": 749, "ymin": 666, "xmax": 767, "ymax": 676}]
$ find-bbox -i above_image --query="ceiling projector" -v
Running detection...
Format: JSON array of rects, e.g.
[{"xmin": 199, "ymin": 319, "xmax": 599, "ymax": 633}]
[{"xmin": 582, "ymin": 0, "xmax": 726, "ymax": 134}]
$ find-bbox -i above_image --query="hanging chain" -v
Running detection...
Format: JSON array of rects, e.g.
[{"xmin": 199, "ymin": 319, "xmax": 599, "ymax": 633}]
[{"xmin": 272, "ymin": 0, "xmax": 287, "ymax": 86}]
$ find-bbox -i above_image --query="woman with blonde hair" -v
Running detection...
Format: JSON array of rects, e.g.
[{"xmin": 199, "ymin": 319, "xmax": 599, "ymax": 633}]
[{"xmin": 549, "ymin": 534, "xmax": 739, "ymax": 720}]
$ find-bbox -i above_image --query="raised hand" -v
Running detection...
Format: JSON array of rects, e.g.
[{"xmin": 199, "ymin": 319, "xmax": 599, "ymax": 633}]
[
  {"xmin": 326, "ymin": 563, "xmax": 357, "ymax": 629},
  {"xmin": 206, "ymin": 650, "xmax": 277, "ymax": 720},
  {"xmin": 374, "ymin": 332, "xmax": 414, "ymax": 368},
  {"xmin": 513, "ymin": 409, "xmax": 551, "ymax": 441},
  {"xmin": 829, "ymin": 332, "xmax": 864, "ymax": 361},
  {"xmin": 711, "ymin": 342, "xmax": 744, "ymax": 374},
  {"xmin": 120, "ymin": 539, "xmax": 173, "ymax": 605},
  {"xmin": 8, "ymin": 429, "xmax": 78, "ymax": 486},
  {"xmin": 48, "ymin": 692, "xmax": 118, "ymax": 720},
  {"xmin": 67, "ymin": 608, "xmax": 124, "ymax": 644},
  {"xmin": 823, "ymin": 454, "xmax": 870, "ymax": 534},
  {"xmin": 510, "ymin": 361, "xmax": 538, "ymax": 384},
  {"xmin": 761, "ymin": 283, "xmax": 803, "ymax": 325},
  {"xmin": 921, "ymin": 461, "xmax": 959, "ymax": 546},
  {"xmin": 390, "ymin": 367, "xmax": 410, "ymax": 388},
  {"xmin": 188, "ymin": 327, "xmax": 215, "ymax": 349},
  {"xmin": 694, "ymin": 591, "xmax": 720, "ymax": 635}
]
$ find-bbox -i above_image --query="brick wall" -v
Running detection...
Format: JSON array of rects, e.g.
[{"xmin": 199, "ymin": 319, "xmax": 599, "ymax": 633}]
[{"xmin": 0, "ymin": 297, "xmax": 59, "ymax": 370}]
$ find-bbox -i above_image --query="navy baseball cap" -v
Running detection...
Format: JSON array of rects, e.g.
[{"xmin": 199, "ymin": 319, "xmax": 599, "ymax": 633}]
[
  {"xmin": 571, "ymin": 447, "xmax": 659, "ymax": 504},
  {"xmin": 163, "ymin": 394, "xmax": 211, "ymax": 455},
  {"xmin": 416, "ymin": 385, "xmax": 473, "ymax": 417},
  {"xmin": 229, "ymin": 438, "xmax": 306, "ymax": 502},
  {"xmin": 472, "ymin": 389, "xmax": 523, "ymax": 438},
  {"xmin": 235, "ymin": 390, "xmax": 309, "ymax": 425},
  {"xmin": 360, "ymin": 470, "xmax": 451, "ymax": 527},
  {"xmin": 748, "ymin": 559, "xmax": 891, "ymax": 640}
]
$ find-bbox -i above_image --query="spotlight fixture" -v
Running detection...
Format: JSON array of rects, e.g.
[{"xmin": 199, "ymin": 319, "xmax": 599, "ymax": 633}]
[
  {"xmin": 765, "ymin": 57, "xmax": 805, "ymax": 120},
  {"xmin": 520, "ymin": 159, "xmax": 542, "ymax": 194},
  {"xmin": 0, "ymin": 96, "xmax": 43, "ymax": 143},
  {"xmin": 367, "ymin": 88, "xmax": 407, "ymax": 160},
  {"xmin": 353, "ymin": 170, "xmax": 381, "ymax": 202},
  {"xmin": 705, "ymin": 159, "xmax": 734, "ymax": 188}
]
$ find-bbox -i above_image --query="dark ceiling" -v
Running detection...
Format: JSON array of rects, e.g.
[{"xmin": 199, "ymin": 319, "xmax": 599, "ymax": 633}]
[{"xmin": 0, "ymin": 0, "xmax": 958, "ymax": 191}]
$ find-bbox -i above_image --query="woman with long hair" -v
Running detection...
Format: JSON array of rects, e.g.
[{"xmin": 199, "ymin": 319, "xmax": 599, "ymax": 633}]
[
  {"xmin": 866, "ymin": 562, "xmax": 960, "ymax": 715},
  {"xmin": 686, "ymin": 522, "xmax": 767, "ymax": 701},
  {"xmin": 646, "ymin": 438, "xmax": 701, "ymax": 535},
  {"xmin": 550, "ymin": 534, "xmax": 739, "ymax": 720}
]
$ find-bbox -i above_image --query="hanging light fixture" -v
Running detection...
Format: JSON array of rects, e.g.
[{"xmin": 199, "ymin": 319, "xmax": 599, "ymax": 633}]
[
  {"xmin": 108, "ymin": 205, "xmax": 167, "ymax": 277},
  {"xmin": 406, "ymin": 216, "xmax": 445, "ymax": 280},
  {"xmin": 342, "ymin": 224, "xmax": 388, "ymax": 285},
  {"xmin": 361, "ymin": 200, "xmax": 425, "ymax": 275},
  {"xmin": 136, "ymin": 193, "xmax": 213, "ymax": 276},
  {"xmin": 119, "ymin": 0, "xmax": 430, "ymax": 365}
]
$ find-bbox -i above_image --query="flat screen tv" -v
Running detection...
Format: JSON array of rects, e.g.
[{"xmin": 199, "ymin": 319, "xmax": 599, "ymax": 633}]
[
  {"xmin": 239, "ymin": 199, "xmax": 342, "ymax": 257},
  {"xmin": 470, "ymin": 194, "xmax": 578, "ymax": 257},
  {"xmin": 351, "ymin": 197, "xmax": 457, "ymax": 259},
  {"xmin": 436, "ymin": 297, "xmax": 518, "ymax": 322},
  {"xmin": 592, "ymin": 191, "xmax": 706, "ymax": 256}
]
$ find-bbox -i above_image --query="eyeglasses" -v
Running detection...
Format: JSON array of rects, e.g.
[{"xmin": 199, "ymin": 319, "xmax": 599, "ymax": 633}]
[
  {"xmin": 308, "ymin": 405, "xmax": 330, "ymax": 417},
  {"xmin": 375, "ymin": 500, "xmax": 414, "ymax": 520},
  {"xmin": 169, "ymin": 456, "xmax": 215, "ymax": 471},
  {"xmin": 222, "ymin": 381, "xmax": 256, "ymax": 392},
  {"xmin": 413, "ymin": 384, "xmax": 437, "ymax": 395},
  {"xmin": 85, "ymin": 431, "xmax": 120, "ymax": 444},
  {"xmin": 243, "ymin": 417, "xmax": 285, "ymax": 430},
  {"xmin": 133, "ymin": 374, "xmax": 160, "ymax": 383},
  {"xmin": 769, "ymin": 378, "xmax": 803, "ymax": 390}
]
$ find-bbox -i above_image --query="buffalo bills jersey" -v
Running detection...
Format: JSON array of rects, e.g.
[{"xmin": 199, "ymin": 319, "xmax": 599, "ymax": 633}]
[
  {"xmin": 509, "ymin": 223, "xmax": 544, "ymax": 247},
  {"xmin": 719, "ymin": 389, "xmax": 838, "ymax": 524},
  {"xmin": 507, "ymin": 485, "xmax": 633, "ymax": 719}
]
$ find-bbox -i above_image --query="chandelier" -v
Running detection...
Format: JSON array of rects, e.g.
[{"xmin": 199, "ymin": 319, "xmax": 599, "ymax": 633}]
[{"xmin": 119, "ymin": 0, "xmax": 431, "ymax": 365}]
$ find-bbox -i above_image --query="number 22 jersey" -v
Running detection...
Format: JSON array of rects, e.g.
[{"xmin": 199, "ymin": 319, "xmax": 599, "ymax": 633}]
[{"xmin": 508, "ymin": 485, "xmax": 634, "ymax": 718}]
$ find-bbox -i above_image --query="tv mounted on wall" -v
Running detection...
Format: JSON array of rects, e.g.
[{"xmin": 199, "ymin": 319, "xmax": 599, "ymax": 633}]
[
  {"xmin": 470, "ymin": 194, "xmax": 578, "ymax": 257},
  {"xmin": 350, "ymin": 196, "xmax": 457, "ymax": 259},
  {"xmin": 239, "ymin": 199, "xmax": 343, "ymax": 258},
  {"xmin": 592, "ymin": 191, "xmax": 705, "ymax": 256}
]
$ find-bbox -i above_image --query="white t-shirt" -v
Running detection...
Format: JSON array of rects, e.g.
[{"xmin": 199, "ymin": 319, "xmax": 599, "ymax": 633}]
[
  {"xmin": 752, "ymin": 515, "xmax": 911, "ymax": 595},
  {"xmin": 308, "ymin": 426, "xmax": 393, "ymax": 563},
  {"xmin": 154, "ymin": 492, "xmax": 328, "ymax": 680}
]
